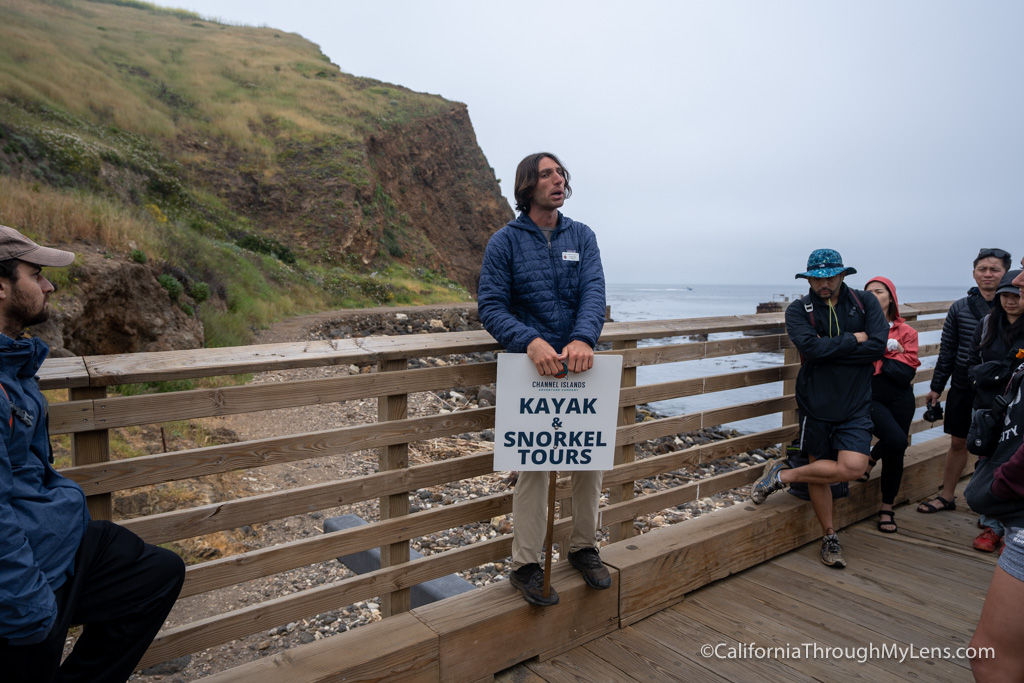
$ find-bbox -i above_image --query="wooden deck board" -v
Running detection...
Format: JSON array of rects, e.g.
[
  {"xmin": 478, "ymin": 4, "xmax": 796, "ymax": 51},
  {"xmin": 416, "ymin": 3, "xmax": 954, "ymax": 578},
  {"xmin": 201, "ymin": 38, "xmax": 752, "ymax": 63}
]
[{"xmin": 508, "ymin": 494, "xmax": 991, "ymax": 682}]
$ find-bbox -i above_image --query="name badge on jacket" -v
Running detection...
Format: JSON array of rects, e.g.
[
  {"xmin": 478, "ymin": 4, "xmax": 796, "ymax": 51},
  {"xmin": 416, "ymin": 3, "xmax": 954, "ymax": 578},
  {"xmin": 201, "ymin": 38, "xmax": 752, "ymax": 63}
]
[{"xmin": 562, "ymin": 250, "xmax": 579, "ymax": 262}]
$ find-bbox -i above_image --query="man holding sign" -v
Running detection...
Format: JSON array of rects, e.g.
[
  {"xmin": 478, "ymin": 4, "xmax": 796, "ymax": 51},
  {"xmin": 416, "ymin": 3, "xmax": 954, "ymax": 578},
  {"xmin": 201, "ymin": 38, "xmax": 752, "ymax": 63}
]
[{"xmin": 478, "ymin": 152, "xmax": 609, "ymax": 606}]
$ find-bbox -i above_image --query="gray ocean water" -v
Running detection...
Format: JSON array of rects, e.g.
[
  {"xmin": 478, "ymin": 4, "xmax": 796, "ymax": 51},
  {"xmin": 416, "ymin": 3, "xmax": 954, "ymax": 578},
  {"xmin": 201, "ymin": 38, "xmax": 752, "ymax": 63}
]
[{"xmin": 606, "ymin": 282, "xmax": 969, "ymax": 441}]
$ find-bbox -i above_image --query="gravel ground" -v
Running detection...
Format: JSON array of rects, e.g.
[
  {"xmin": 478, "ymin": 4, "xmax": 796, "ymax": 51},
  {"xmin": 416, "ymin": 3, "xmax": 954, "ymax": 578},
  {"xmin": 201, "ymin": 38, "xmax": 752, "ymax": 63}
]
[{"xmin": 96, "ymin": 307, "xmax": 781, "ymax": 681}]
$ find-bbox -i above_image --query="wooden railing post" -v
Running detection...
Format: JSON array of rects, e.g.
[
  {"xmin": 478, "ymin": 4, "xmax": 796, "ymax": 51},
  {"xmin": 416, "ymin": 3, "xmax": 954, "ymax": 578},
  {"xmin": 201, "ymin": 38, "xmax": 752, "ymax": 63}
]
[
  {"xmin": 377, "ymin": 358, "xmax": 411, "ymax": 616},
  {"xmin": 782, "ymin": 347, "xmax": 799, "ymax": 428},
  {"xmin": 608, "ymin": 340, "xmax": 637, "ymax": 542},
  {"xmin": 70, "ymin": 386, "xmax": 111, "ymax": 520}
]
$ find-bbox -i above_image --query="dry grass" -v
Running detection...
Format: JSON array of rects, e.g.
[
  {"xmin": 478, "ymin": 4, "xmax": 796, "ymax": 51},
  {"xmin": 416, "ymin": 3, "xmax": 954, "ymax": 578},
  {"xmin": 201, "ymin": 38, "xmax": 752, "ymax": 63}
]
[
  {"xmin": 0, "ymin": 175, "xmax": 160, "ymax": 252},
  {"xmin": 0, "ymin": 0, "xmax": 447, "ymax": 157}
]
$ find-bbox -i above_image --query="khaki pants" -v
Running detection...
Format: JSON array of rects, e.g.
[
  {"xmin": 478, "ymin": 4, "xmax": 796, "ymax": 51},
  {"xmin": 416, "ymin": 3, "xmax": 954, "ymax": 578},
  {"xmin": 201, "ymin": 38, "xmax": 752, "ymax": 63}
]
[{"xmin": 511, "ymin": 469, "xmax": 603, "ymax": 569}]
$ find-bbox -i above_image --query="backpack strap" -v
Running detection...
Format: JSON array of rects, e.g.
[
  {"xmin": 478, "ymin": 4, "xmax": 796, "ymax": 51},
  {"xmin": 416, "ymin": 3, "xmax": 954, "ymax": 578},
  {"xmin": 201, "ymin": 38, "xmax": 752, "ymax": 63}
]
[
  {"xmin": 0, "ymin": 382, "xmax": 12, "ymax": 432},
  {"xmin": 802, "ymin": 294, "xmax": 816, "ymax": 328},
  {"xmin": 847, "ymin": 287, "xmax": 865, "ymax": 313}
]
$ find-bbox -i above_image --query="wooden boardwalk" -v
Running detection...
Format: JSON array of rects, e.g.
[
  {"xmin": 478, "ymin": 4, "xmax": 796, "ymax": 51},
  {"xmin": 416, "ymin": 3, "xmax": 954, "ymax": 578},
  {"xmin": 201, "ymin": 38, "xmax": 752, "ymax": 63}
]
[{"xmin": 507, "ymin": 493, "xmax": 996, "ymax": 683}]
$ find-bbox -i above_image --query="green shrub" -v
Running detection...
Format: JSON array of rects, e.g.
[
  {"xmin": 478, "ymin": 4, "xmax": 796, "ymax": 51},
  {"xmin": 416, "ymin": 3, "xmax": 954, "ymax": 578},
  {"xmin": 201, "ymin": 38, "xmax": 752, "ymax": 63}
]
[
  {"xmin": 188, "ymin": 281, "xmax": 211, "ymax": 303},
  {"xmin": 130, "ymin": 249, "xmax": 147, "ymax": 263},
  {"xmin": 157, "ymin": 273, "xmax": 183, "ymax": 300}
]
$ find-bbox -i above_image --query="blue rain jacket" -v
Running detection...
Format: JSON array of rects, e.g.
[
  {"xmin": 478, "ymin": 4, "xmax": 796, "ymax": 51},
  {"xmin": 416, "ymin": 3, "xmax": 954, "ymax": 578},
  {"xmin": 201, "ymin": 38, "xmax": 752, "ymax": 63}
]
[
  {"xmin": 0, "ymin": 335, "xmax": 88, "ymax": 644},
  {"xmin": 478, "ymin": 212, "xmax": 606, "ymax": 352}
]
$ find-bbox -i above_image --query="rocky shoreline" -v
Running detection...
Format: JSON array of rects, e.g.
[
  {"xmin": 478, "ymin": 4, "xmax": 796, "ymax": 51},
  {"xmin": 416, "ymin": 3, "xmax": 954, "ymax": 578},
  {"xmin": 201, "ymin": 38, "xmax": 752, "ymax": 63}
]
[{"xmin": 127, "ymin": 306, "xmax": 779, "ymax": 681}]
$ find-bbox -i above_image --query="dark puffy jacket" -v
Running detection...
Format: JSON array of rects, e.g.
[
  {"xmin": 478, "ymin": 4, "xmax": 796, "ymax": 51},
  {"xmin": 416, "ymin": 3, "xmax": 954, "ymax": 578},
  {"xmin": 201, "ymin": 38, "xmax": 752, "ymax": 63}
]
[
  {"xmin": 785, "ymin": 283, "xmax": 888, "ymax": 422},
  {"xmin": 478, "ymin": 212, "xmax": 605, "ymax": 352},
  {"xmin": 0, "ymin": 335, "xmax": 89, "ymax": 643},
  {"xmin": 931, "ymin": 287, "xmax": 997, "ymax": 393}
]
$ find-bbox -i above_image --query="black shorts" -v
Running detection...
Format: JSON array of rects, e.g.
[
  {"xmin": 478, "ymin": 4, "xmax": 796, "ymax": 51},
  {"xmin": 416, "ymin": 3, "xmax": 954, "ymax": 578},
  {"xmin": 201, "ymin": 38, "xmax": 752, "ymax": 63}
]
[
  {"xmin": 799, "ymin": 413, "xmax": 872, "ymax": 460},
  {"xmin": 943, "ymin": 385, "xmax": 974, "ymax": 439}
]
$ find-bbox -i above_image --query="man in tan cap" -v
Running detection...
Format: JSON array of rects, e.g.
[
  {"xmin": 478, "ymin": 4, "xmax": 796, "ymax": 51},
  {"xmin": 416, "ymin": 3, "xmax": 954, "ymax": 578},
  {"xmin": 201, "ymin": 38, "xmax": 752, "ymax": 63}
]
[{"xmin": 0, "ymin": 226, "xmax": 185, "ymax": 682}]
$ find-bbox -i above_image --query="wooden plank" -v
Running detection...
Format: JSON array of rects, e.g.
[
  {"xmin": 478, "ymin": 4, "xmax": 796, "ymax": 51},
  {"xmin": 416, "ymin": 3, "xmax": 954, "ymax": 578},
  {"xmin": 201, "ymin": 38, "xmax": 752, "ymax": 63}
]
[
  {"xmin": 671, "ymin": 584, "xmax": 914, "ymax": 682},
  {"xmin": 642, "ymin": 609, "xmax": 819, "ymax": 683},
  {"xmin": 610, "ymin": 339, "xmax": 637, "ymax": 543},
  {"xmin": 906, "ymin": 318, "xmax": 945, "ymax": 333},
  {"xmin": 172, "ymin": 611, "xmax": 438, "ymax": 683},
  {"xmin": 181, "ymin": 494, "xmax": 512, "ymax": 597},
  {"xmin": 48, "ymin": 399, "xmax": 95, "ymax": 436},
  {"xmin": 379, "ymin": 357, "xmax": 412, "ymax": 617},
  {"xmin": 616, "ymin": 396, "xmax": 795, "ymax": 446},
  {"xmin": 581, "ymin": 628, "xmax": 729, "ymax": 682},
  {"xmin": 782, "ymin": 348, "xmax": 799, "ymax": 426},
  {"xmin": 411, "ymin": 560, "xmax": 618, "ymax": 682},
  {"xmin": 618, "ymin": 364, "xmax": 798, "ymax": 407},
  {"xmin": 524, "ymin": 646, "xmax": 641, "ymax": 683},
  {"xmin": 63, "ymin": 362, "xmax": 498, "ymax": 433},
  {"xmin": 70, "ymin": 386, "xmax": 111, "ymax": 520},
  {"xmin": 119, "ymin": 453, "xmax": 494, "ymax": 545},
  {"xmin": 602, "ymin": 426, "xmax": 799, "ymax": 488},
  {"xmin": 61, "ymin": 408, "xmax": 496, "ymax": 495},
  {"xmin": 80, "ymin": 333, "xmax": 504, "ymax": 386},
  {"xmin": 37, "ymin": 304, "xmax": 949, "ymax": 392},
  {"xmin": 599, "ymin": 438, "xmax": 949, "ymax": 626},
  {"xmin": 150, "ymin": 537, "xmax": 510, "ymax": 666},
  {"xmin": 38, "ymin": 356, "xmax": 90, "ymax": 389},
  {"xmin": 741, "ymin": 557, "xmax": 978, "ymax": 649},
  {"xmin": 678, "ymin": 575, "xmax": 967, "ymax": 681}
]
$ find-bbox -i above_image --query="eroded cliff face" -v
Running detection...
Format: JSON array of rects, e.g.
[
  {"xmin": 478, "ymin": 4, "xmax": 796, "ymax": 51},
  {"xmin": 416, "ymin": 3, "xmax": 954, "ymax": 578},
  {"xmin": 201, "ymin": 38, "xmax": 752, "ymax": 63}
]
[
  {"xmin": 185, "ymin": 103, "xmax": 512, "ymax": 294},
  {"xmin": 33, "ymin": 251, "xmax": 204, "ymax": 357},
  {"xmin": 366, "ymin": 105, "xmax": 513, "ymax": 292}
]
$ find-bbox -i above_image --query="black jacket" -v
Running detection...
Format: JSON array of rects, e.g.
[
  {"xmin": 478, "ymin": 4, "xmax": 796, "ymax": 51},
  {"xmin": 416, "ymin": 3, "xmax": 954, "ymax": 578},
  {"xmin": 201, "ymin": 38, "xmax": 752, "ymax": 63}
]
[
  {"xmin": 785, "ymin": 284, "xmax": 888, "ymax": 422},
  {"xmin": 969, "ymin": 311, "xmax": 1024, "ymax": 409},
  {"xmin": 931, "ymin": 287, "xmax": 997, "ymax": 393}
]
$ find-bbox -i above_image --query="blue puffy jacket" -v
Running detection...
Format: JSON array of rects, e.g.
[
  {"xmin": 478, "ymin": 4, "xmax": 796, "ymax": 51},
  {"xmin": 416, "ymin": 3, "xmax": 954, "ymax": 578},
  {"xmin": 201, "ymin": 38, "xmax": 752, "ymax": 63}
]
[
  {"xmin": 478, "ymin": 212, "xmax": 605, "ymax": 353},
  {"xmin": 0, "ymin": 335, "xmax": 88, "ymax": 644}
]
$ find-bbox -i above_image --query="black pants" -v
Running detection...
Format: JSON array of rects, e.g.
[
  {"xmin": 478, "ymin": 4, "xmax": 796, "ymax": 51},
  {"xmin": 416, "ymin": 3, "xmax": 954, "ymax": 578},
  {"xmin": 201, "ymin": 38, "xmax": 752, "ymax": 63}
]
[
  {"xmin": 870, "ymin": 393, "xmax": 915, "ymax": 505},
  {"xmin": 1, "ymin": 520, "xmax": 185, "ymax": 683}
]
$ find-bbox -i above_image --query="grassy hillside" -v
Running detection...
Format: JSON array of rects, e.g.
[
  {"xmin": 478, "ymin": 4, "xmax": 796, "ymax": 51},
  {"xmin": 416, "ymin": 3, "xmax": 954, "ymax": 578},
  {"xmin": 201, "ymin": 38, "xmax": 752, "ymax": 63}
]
[{"xmin": 0, "ymin": 0, "xmax": 504, "ymax": 347}]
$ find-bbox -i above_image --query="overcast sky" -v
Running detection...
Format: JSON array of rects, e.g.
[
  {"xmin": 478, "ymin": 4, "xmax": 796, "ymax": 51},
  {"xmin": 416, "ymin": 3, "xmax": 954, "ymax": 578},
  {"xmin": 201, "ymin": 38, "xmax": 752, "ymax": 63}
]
[{"xmin": 167, "ymin": 0, "xmax": 1020, "ymax": 286}]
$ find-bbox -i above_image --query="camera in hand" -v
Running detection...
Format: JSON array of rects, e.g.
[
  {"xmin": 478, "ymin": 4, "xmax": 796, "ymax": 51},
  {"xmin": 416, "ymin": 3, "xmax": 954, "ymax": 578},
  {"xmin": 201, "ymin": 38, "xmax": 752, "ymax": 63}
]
[{"xmin": 923, "ymin": 401, "xmax": 944, "ymax": 423}]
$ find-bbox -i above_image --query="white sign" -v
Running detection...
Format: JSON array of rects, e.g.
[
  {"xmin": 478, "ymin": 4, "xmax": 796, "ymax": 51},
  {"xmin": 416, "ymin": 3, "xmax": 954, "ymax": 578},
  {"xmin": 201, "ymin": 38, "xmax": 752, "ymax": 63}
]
[{"xmin": 493, "ymin": 354, "xmax": 623, "ymax": 471}]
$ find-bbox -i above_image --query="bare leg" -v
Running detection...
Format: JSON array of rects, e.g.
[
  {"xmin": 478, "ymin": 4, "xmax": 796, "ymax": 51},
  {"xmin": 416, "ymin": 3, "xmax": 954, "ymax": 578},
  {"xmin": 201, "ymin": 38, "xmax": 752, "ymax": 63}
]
[
  {"xmin": 779, "ymin": 450, "xmax": 868, "ymax": 485},
  {"xmin": 919, "ymin": 436, "xmax": 967, "ymax": 511},
  {"xmin": 807, "ymin": 481, "xmax": 834, "ymax": 536},
  {"xmin": 970, "ymin": 563, "xmax": 1024, "ymax": 681}
]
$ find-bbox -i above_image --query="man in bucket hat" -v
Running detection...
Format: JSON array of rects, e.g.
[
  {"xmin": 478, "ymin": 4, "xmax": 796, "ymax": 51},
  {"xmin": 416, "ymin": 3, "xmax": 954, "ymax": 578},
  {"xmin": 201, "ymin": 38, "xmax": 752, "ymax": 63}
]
[
  {"xmin": 749, "ymin": 248, "xmax": 887, "ymax": 569},
  {"xmin": 0, "ymin": 225, "xmax": 185, "ymax": 682}
]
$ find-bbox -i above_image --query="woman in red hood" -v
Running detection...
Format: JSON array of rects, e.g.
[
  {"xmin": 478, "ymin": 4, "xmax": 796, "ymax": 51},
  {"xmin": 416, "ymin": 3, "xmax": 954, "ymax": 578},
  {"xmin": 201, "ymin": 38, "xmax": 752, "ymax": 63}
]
[{"xmin": 859, "ymin": 277, "xmax": 921, "ymax": 533}]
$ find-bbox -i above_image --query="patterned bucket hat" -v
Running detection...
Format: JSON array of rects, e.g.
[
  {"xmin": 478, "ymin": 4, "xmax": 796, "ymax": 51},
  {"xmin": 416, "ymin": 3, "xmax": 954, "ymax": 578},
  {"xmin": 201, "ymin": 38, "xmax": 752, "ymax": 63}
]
[{"xmin": 795, "ymin": 248, "xmax": 857, "ymax": 279}]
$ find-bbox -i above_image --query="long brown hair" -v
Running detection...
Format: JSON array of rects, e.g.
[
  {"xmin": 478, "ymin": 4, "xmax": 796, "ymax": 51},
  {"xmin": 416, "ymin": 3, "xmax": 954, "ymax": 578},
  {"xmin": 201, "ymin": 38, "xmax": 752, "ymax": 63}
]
[{"xmin": 513, "ymin": 152, "xmax": 571, "ymax": 214}]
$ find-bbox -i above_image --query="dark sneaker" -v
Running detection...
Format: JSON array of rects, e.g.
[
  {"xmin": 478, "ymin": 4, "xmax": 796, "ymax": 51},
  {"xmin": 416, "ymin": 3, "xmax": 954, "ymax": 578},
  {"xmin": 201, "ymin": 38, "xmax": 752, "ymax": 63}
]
[
  {"xmin": 821, "ymin": 533, "xmax": 846, "ymax": 568},
  {"xmin": 750, "ymin": 459, "xmax": 789, "ymax": 504},
  {"xmin": 567, "ymin": 547, "xmax": 612, "ymax": 589},
  {"xmin": 509, "ymin": 563, "xmax": 559, "ymax": 606}
]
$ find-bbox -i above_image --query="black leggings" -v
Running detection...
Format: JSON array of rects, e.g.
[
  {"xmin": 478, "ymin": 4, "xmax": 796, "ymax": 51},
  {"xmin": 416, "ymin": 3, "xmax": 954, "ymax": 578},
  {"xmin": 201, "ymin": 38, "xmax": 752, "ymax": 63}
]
[{"xmin": 870, "ymin": 391, "xmax": 916, "ymax": 505}]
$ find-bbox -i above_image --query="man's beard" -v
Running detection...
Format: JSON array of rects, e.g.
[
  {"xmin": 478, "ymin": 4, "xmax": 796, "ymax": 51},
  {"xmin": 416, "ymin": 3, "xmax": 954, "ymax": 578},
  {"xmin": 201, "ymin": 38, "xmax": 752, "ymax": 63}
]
[{"xmin": 9, "ymin": 290, "xmax": 48, "ymax": 330}]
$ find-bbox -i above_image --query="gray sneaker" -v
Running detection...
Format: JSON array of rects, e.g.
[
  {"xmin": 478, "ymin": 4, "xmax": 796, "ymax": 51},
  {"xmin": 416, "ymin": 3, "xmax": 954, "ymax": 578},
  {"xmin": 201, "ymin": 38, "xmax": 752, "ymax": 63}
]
[
  {"xmin": 750, "ymin": 459, "xmax": 789, "ymax": 504},
  {"xmin": 821, "ymin": 533, "xmax": 846, "ymax": 568}
]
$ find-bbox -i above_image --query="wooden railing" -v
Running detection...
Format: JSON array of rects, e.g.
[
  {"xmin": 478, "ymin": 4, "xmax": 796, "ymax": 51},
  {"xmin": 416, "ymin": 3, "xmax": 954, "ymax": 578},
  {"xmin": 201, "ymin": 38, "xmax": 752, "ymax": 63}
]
[{"xmin": 41, "ymin": 301, "xmax": 952, "ymax": 669}]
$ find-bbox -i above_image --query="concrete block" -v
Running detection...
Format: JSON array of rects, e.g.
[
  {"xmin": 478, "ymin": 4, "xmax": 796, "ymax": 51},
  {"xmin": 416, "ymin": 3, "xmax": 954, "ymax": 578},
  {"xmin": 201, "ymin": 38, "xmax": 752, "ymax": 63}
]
[{"xmin": 324, "ymin": 514, "xmax": 476, "ymax": 608}]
